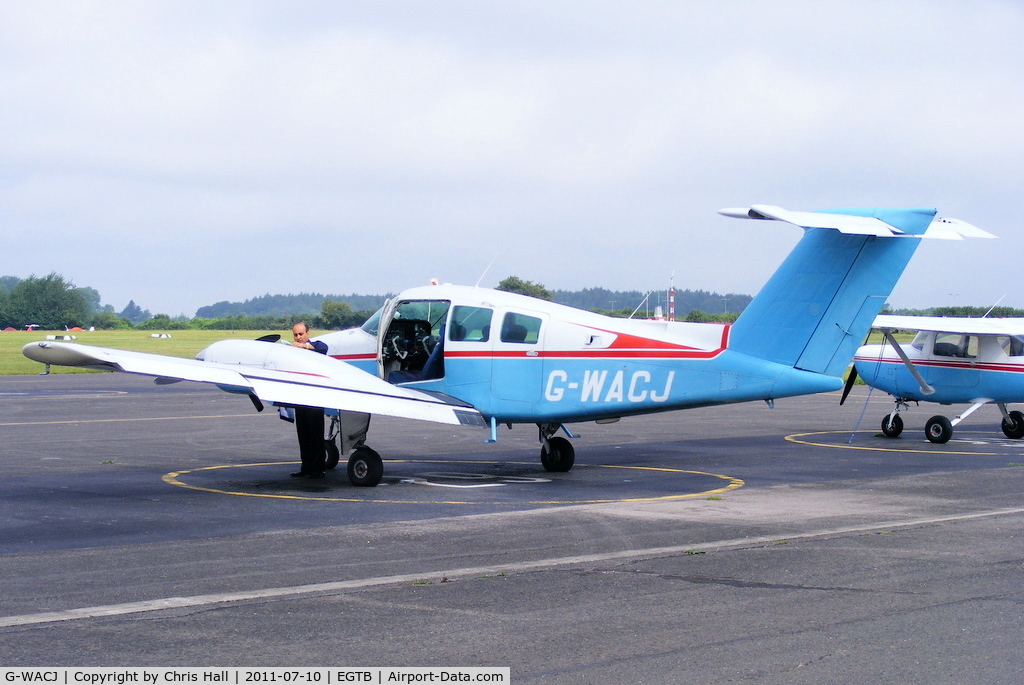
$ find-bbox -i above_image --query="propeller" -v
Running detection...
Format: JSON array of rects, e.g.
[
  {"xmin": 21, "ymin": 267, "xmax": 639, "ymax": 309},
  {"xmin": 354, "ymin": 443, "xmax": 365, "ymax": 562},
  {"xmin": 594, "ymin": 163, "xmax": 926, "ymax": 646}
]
[{"xmin": 840, "ymin": 366, "xmax": 858, "ymax": 405}]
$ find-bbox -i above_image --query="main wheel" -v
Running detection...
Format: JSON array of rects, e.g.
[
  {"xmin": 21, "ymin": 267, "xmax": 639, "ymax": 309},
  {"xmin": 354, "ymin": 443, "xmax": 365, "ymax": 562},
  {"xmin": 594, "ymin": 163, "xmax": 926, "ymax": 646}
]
[
  {"xmin": 324, "ymin": 439, "xmax": 340, "ymax": 470},
  {"xmin": 925, "ymin": 415, "xmax": 953, "ymax": 444},
  {"xmin": 881, "ymin": 414, "xmax": 904, "ymax": 438},
  {"xmin": 541, "ymin": 436, "xmax": 575, "ymax": 472},
  {"xmin": 347, "ymin": 446, "xmax": 383, "ymax": 487},
  {"xmin": 1001, "ymin": 410, "xmax": 1024, "ymax": 439}
]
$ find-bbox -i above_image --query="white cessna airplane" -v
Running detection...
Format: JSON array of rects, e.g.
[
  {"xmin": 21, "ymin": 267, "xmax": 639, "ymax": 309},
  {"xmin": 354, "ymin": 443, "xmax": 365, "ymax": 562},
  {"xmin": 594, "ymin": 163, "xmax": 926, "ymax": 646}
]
[{"xmin": 24, "ymin": 205, "xmax": 992, "ymax": 485}]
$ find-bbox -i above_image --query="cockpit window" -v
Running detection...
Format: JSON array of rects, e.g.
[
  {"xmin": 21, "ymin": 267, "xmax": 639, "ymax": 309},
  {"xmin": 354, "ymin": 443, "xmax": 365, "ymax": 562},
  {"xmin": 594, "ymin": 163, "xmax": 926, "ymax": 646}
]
[
  {"xmin": 449, "ymin": 306, "xmax": 492, "ymax": 342},
  {"xmin": 911, "ymin": 331, "xmax": 928, "ymax": 351},
  {"xmin": 500, "ymin": 312, "xmax": 541, "ymax": 344}
]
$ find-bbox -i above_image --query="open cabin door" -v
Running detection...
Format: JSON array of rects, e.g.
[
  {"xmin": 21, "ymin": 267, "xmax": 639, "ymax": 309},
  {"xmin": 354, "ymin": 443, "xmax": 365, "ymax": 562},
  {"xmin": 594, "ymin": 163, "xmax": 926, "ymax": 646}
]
[{"xmin": 377, "ymin": 298, "xmax": 451, "ymax": 383}]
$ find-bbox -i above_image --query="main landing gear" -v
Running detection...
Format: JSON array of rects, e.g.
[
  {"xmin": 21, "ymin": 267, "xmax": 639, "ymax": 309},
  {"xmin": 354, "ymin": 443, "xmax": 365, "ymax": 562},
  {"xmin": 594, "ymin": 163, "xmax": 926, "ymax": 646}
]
[
  {"xmin": 319, "ymin": 417, "xmax": 580, "ymax": 487},
  {"xmin": 879, "ymin": 399, "xmax": 1024, "ymax": 444},
  {"xmin": 324, "ymin": 415, "xmax": 383, "ymax": 487}
]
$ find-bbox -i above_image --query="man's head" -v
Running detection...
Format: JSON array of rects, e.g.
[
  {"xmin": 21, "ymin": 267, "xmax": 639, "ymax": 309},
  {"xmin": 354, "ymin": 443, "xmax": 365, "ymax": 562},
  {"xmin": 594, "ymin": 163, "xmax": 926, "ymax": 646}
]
[{"xmin": 292, "ymin": 322, "xmax": 310, "ymax": 344}]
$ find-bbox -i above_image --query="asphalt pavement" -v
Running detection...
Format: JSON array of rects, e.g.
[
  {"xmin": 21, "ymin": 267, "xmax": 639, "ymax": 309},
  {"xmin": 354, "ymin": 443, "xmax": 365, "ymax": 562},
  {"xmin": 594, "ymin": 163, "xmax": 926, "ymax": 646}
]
[{"xmin": 1, "ymin": 373, "xmax": 1022, "ymax": 683}]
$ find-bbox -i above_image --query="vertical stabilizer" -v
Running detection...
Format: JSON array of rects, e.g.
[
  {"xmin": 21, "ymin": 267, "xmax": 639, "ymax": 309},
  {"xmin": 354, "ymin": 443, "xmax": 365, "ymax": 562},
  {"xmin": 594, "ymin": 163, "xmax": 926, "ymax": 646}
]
[{"xmin": 723, "ymin": 207, "xmax": 938, "ymax": 377}]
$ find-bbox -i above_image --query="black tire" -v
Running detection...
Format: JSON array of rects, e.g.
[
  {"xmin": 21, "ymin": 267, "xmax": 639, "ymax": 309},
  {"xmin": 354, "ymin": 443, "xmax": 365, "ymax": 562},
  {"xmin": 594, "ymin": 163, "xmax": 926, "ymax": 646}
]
[
  {"xmin": 881, "ymin": 414, "xmax": 904, "ymax": 438},
  {"xmin": 541, "ymin": 436, "xmax": 575, "ymax": 472},
  {"xmin": 324, "ymin": 439, "xmax": 340, "ymax": 470},
  {"xmin": 925, "ymin": 415, "xmax": 953, "ymax": 444},
  {"xmin": 1001, "ymin": 410, "xmax": 1024, "ymax": 439},
  {"xmin": 347, "ymin": 446, "xmax": 383, "ymax": 487}
]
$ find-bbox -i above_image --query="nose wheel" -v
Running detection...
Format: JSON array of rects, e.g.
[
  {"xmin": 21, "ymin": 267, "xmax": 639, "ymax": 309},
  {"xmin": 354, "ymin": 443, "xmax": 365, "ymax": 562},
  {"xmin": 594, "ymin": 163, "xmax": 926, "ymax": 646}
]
[{"xmin": 881, "ymin": 413, "xmax": 904, "ymax": 437}]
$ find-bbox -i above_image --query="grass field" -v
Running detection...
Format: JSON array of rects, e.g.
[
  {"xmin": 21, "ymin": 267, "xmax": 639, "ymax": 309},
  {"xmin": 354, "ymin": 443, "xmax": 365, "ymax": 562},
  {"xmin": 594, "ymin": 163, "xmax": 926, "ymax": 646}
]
[{"xmin": 1, "ymin": 328, "xmax": 328, "ymax": 375}]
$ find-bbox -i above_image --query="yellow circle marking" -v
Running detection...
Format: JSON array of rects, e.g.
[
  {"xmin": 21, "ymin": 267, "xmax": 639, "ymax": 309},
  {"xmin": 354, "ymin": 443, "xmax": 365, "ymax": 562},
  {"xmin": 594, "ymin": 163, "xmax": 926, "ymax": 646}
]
[
  {"xmin": 163, "ymin": 459, "xmax": 744, "ymax": 504},
  {"xmin": 786, "ymin": 430, "xmax": 1003, "ymax": 456}
]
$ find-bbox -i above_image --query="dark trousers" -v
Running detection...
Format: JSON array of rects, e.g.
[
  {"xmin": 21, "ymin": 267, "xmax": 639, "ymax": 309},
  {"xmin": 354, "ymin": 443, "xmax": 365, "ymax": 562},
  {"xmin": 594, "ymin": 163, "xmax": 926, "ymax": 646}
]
[{"xmin": 294, "ymin": 406, "xmax": 326, "ymax": 474}]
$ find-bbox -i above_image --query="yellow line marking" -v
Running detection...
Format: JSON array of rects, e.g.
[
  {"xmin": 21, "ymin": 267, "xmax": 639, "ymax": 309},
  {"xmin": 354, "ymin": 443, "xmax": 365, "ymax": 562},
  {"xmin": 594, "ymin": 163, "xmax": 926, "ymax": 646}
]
[
  {"xmin": 163, "ymin": 459, "xmax": 745, "ymax": 505},
  {"xmin": 786, "ymin": 430, "xmax": 1003, "ymax": 456}
]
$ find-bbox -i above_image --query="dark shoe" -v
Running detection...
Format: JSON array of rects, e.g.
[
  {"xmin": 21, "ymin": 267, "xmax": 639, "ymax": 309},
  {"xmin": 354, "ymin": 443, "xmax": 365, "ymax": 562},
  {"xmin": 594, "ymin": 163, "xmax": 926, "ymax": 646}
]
[
  {"xmin": 307, "ymin": 472, "xmax": 326, "ymax": 479},
  {"xmin": 290, "ymin": 471, "xmax": 309, "ymax": 478}
]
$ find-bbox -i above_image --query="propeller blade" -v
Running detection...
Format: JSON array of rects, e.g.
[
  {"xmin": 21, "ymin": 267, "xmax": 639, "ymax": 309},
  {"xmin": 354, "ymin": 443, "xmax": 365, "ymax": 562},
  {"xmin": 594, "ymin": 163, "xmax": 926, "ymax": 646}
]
[{"xmin": 840, "ymin": 366, "xmax": 858, "ymax": 405}]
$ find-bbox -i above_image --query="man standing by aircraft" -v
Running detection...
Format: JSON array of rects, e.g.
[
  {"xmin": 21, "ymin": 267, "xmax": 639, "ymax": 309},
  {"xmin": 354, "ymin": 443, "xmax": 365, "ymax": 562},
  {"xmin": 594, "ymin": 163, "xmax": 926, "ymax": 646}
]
[{"xmin": 289, "ymin": 321, "xmax": 328, "ymax": 478}]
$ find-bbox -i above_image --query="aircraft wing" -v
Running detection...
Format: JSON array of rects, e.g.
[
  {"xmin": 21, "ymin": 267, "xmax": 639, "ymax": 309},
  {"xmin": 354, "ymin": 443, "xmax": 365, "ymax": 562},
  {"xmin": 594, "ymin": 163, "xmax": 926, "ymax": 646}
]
[
  {"xmin": 22, "ymin": 340, "xmax": 486, "ymax": 428},
  {"xmin": 873, "ymin": 314, "xmax": 1024, "ymax": 337}
]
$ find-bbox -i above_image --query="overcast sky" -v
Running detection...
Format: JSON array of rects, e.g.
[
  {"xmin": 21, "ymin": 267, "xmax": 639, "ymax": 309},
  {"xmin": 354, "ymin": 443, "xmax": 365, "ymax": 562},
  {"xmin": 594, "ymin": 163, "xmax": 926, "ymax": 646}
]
[{"xmin": 2, "ymin": 1, "xmax": 1021, "ymax": 317}]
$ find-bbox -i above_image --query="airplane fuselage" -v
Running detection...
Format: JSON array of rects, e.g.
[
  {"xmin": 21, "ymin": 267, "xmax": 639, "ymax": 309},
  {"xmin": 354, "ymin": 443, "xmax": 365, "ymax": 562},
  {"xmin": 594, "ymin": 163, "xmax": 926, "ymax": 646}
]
[
  {"xmin": 318, "ymin": 285, "xmax": 842, "ymax": 424},
  {"xmin": 854, "ymin": 331, "xmax": 1024, "ymax": 404}
]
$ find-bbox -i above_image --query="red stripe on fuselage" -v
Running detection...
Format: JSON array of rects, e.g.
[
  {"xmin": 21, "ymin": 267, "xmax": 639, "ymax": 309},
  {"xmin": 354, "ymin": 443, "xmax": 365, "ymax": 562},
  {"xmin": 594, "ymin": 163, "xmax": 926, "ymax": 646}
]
[
  {"xmin": 854, "ymin": 356, "xmax": 1024, "ymax": 374},
  {"xmin": 446, "ymin": 325, "xmax": 731, "ymax": 360}
]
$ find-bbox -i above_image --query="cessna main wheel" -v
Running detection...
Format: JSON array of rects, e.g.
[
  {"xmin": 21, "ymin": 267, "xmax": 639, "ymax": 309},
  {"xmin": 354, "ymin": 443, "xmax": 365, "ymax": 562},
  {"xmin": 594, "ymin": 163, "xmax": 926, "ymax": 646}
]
[
  {"xmin": 541, "ymin": 436, "xmax": 575, "ymax": 472},
  {"xmin": 1001, "ymin": 410, "xmax": 1024, "ymax": 439},
  {"xmin": 925, "ymin": 415, "xmax": 953, "ymax": 444},
  {"xmin": 347, "ymin": 446, "xmax": 383, "ymax": 487}
]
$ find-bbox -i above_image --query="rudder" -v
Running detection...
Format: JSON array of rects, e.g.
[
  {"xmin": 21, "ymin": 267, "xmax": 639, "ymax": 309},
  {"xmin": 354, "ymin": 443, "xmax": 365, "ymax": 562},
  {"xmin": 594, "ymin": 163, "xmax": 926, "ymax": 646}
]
[{"xmin": 725, "ymin": 207, "xmax": 936, "ymax": 377}]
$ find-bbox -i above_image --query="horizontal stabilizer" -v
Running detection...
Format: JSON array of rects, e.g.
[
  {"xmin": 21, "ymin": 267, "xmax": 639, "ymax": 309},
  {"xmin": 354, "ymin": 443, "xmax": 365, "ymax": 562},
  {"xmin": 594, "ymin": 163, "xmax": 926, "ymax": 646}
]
[{"xmin": 719, "ymin": 205, "xmax": 996, "ymax": 240}]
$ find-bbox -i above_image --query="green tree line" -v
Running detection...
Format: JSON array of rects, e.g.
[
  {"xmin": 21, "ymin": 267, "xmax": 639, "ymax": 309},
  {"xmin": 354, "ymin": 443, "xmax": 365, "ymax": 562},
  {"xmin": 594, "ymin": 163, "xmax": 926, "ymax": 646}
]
[
  {"xmin": 0, "ymin": 274, "xmax": 377, "ymax": 331},
  {"xmin": 8, "ymin": 272, "xmax": 1023, "ymax": 332}
]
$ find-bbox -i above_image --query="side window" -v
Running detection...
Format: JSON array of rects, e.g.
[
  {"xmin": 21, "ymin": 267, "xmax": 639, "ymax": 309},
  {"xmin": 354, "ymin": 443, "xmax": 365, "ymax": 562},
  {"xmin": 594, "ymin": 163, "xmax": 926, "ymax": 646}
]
[
  {"xmin": 500, "ymin": 312, "xmax": 541, "ymax": 344},
  {"xmin": 933, "ymin": 333, "xmax": 976, "ymax": 358},
  {"xmin": 999, "ymin": 336, "xmax": 1024, "ymax": 357},
  {"xmin": 964, "ymin": 336, "xmax": 978, "ymax": 358},
  {"xmin": 449, "ymin": 306, "xmax": 492, "ymax": 342}
]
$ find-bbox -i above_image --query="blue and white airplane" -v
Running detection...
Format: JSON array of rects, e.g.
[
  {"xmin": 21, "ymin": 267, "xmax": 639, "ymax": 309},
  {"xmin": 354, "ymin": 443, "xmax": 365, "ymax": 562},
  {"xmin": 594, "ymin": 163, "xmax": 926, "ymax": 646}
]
[
  {"xmin": 23, "ymin": 205, "xmax": 991, "ymax": 486},
  {"xmin": 844, "ymin": 314, "xmax": 1024, "ymax": 444}
]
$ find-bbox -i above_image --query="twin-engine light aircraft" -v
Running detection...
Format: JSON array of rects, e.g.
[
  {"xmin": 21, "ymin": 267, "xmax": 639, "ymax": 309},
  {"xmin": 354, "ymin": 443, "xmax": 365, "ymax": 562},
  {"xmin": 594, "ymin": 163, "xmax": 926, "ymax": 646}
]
[
  {"xmin": 843, "ymin": 315, "xmax": 1024, "ymax": 444},
  {"xmin": 24, "ymin": 205, "xmax": 991, "ymax": 486}
]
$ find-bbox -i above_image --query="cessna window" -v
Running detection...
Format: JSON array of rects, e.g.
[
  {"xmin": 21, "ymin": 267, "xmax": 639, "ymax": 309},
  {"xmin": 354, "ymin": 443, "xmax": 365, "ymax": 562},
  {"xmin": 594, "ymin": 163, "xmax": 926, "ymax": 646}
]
[
  {"xmin": 383, "ymin": 300, "xmax": 451, "ymax": 383},
  {"xmin": 998, "ymin": 335, "xmax": 1024, "ymax": 357},
  {"xmin": 911, "ymin": 331, "xmax": 928, "ymax": 351},
  {"xmin": 500, "ymin": 312, "xmax": 541, "ymax": 344},
  {"xmin": 933, "ymin": 333, "xmax": 977, "ymax": 358},
  {"xmin": 449, "ymin": 306, "xmax": 492, "ymax": 342}
]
